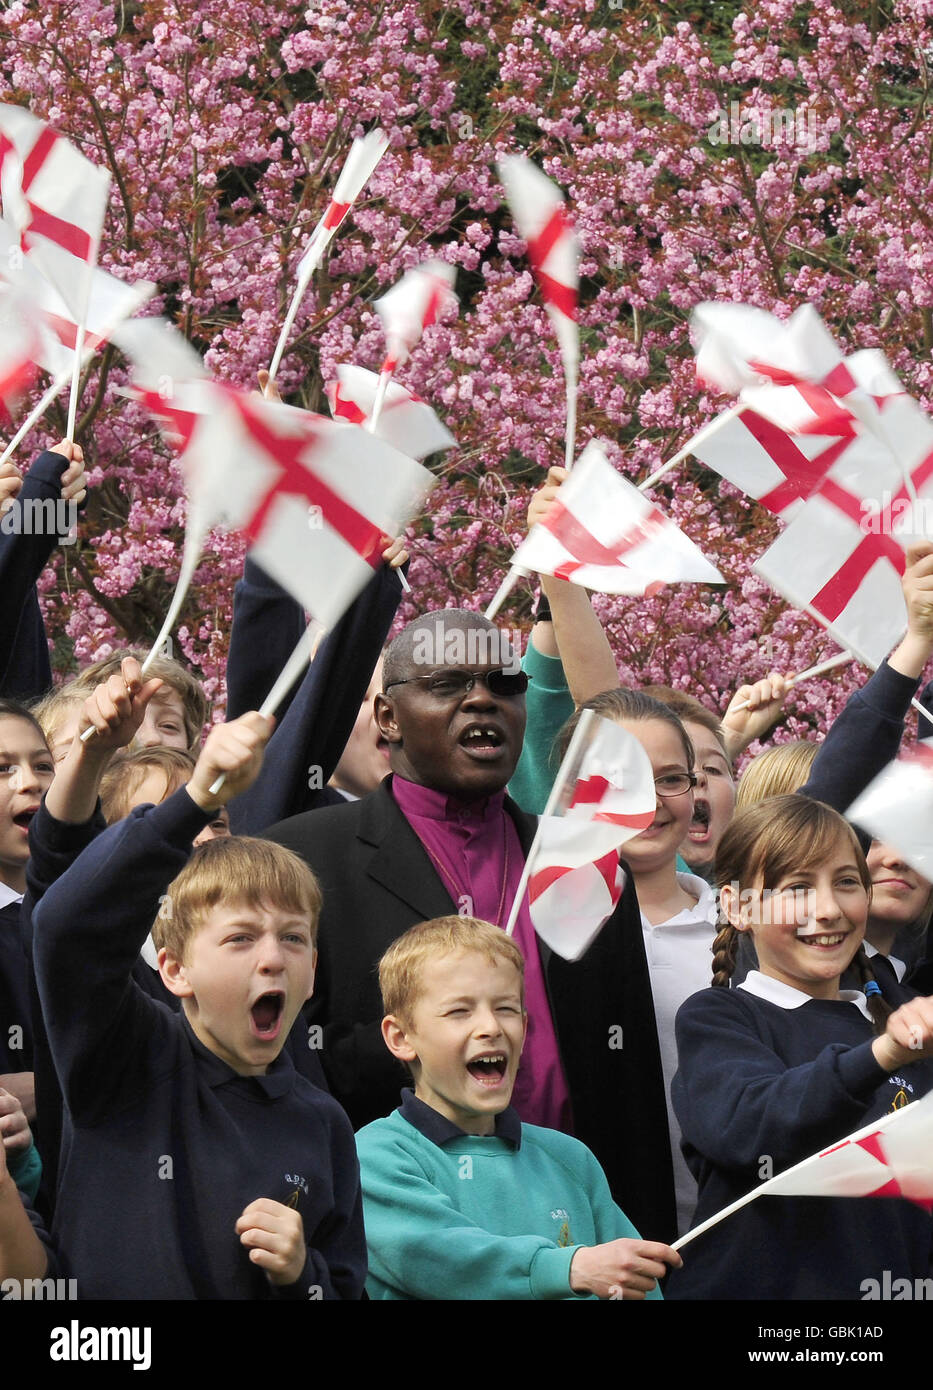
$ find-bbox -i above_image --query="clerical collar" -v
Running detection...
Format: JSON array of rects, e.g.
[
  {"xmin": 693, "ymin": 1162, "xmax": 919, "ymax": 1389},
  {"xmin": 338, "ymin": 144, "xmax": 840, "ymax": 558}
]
[{"xmin": 392, "ymin": 775, "xmax": 507, "ymax": 824}]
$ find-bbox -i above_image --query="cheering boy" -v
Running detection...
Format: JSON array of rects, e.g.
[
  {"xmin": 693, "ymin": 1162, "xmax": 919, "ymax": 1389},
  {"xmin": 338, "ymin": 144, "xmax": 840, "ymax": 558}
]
[
  {"xmin": 32, "ymin": 682, "xmax": 365, "ymax": 1300},
  {"xmin": 356, "ymin": 915, "xmax": 681, "ymax": 1300}
]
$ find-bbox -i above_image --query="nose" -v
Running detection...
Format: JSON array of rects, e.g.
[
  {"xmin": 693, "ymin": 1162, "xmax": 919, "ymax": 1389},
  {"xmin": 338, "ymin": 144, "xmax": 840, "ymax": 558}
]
[
  {"xmin": 461, "ymin": 675, "xmax": 498, "ymax": 708},
  {"xmin": 693, "ymin": 764, "xmax": 707, "ymax": 790},
  {"xmin": 14, "ymin": 762, "xmax": 42, "ymax": 794},
  {"xmin": 257, "ymin": 934, "xmax": 286, "ymax": 973},
  {"xmin": 813, "ymin": 885, "xmax": 842, "ymax": 923},
  {"xmin": 472, "ymin": 1006, "xmax": 503, "ymax": 1039}
]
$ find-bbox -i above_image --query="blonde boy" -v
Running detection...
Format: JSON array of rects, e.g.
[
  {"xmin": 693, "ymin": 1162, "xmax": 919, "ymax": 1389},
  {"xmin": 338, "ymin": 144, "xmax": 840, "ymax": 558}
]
[
  {"xmin": 356, "ymin": 916, "xmax": 681, "ymax": 1300},
  {"xmin": 33, "ymin": 687, "xmax": 365, "ymax": 1300}
]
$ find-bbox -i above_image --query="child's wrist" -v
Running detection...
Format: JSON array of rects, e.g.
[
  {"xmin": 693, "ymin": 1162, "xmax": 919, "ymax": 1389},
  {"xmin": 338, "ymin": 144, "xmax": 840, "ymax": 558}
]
[{"xmin": 872, "ymin": 1034, "xmax": 909, "ymax": 1071}]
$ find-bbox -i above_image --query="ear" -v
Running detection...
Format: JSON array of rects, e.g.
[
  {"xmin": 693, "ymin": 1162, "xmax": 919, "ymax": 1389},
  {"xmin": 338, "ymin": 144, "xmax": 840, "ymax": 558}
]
[
  {"xmin": 718, "ymin": 882, "xmax": 752, "ymax": 933},
  {"xmin": 374, "ymin": 693, "xmax": 402, "ymax": 744},
  {"xmin": 304, "ymin": 947, "xmax": 318, "ymax": 1003},
  {"xmin": 158, "ymin": 946, "xmax": 195, "ymax": 999},
  {"xmin": 382, "ymin": 1014, "xmax": 418, "ymax": 1063}
]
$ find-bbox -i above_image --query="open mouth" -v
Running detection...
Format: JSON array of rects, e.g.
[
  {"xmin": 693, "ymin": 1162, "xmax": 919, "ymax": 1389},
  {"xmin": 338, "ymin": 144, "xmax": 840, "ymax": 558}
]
[
  {"xmin": 688, "ymin": 800, "xmax": 711, "ymax": 840},
  {"xmin": 795, "ymin": 931, "xmax": 848, "ymax": 948},
  {"xmin": 12, "ymin": 808, "xmax": 38, "ymax": 834},
  {"xmin": 459, "ymin": 726, "xmax": 504, "ymax": 759},
  {"xmin": 466, "ymin": 1053, "xmax": 507, "ymax": 1087},
  {"xmin": 250, "ymin": 992, "xmax": 285, "ymax": 1038}
]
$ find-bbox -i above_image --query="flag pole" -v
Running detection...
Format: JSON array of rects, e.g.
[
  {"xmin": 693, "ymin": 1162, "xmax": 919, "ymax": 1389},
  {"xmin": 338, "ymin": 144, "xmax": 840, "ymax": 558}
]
[
  {"xmin": 207, "ymin": 621, "xmax": 326, "ymax": 795},
  {"xmin": 637, "ymin": 403, "xmax": 746, "ymax": 493},
  {"xmin": 564, "ymin": 357, "xmax": 578, "ymax": 472},
  {"xmin": 484, "ymin": 565, "xmax": 528, "ymax": 622},
  {"xmin": 503, "ymin": 710, "xmax": 596, "ymax": 936},
  {"xmin": 364, "ymin": 365, "xmax": 411, "ymax": 593},
  {"xmin": 0, "ymin": 374, "xmax": 72, "ymax": 464},
  {"xmin": 729, "ymin": 650, "xmax": 855, "ymax": 712},
  {"xmin": 64, "ymin": 251, "xmax": 97, "ymax": 444}
]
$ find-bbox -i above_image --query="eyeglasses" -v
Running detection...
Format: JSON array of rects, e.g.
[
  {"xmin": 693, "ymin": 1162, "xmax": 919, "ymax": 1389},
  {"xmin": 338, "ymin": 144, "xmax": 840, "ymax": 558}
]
[
  {"xmin": 383, "ymin": 669, "xmax": 530, "ymax": 700},
  {"xmin": 654, "ymin": 772, "xmax": 698, "ymax": 797}
]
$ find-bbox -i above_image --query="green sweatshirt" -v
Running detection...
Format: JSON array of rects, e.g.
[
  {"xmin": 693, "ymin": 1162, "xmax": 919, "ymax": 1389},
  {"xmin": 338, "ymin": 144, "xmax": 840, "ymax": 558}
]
[
  {"xmin": 508, "ymin": 642, "xmax": 574, "ymax": 815},
  {"xmin": 356, "ymin": 1104, "xmax": 661, "ymax": 1301}
]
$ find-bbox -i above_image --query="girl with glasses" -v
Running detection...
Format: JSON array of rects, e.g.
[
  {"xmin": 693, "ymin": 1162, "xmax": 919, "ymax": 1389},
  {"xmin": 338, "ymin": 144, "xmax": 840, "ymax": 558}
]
[{"xmin": 558, "ymin": 689, "xmax": 720, "ymax": 1238}]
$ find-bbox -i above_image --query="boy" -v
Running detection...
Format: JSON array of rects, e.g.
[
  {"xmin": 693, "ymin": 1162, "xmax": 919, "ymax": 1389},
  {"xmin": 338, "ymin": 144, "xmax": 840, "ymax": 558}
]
[
  {"xmin": 32, "ymin": 681, "xmax": 365, "ymax": 1299},
  {"xmin": 356, "ymin": 916, "xmax": 682, "ymax": 1300}
]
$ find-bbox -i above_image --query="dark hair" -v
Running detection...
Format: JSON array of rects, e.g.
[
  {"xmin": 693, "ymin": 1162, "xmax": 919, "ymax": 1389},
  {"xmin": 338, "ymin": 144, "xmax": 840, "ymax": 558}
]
[
  {"xmin": 0, "ymin": 699, "xmax": 51, "ymax": 752},
  {"xmin": 557, "ymin": 687, "xmax": 695, "ymax": 771},
  {"xmin": 712, "ymin": 795, "xmax": 892, "ymax": 1034}
]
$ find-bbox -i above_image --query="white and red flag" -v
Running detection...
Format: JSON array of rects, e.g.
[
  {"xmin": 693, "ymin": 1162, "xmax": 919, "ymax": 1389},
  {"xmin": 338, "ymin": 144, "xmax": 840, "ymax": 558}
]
[
  {"xmin": 326, "ymin": 364, "xmax": 456, "ymax": 459},
  {"xmin": 506, "ymin": 710, "xmax": 656, "ymax": 960},
  {"xmin": 510, "ymin": 441, "xmax": 724, "ymax": 595},
  {"xmin": 373, "ymin": 258, "xmax": 458, "ymax": 375},
  {"xmin": 497, "ymin": 153, "xmax": 580, "ymax": 468},
  {"xmin": 0, "ymin": 283, "xmax": 39, "ymax": 420},
  {"xmin": 0, "ymin": 103, "xmax": 111, "ymax": 320},
  {"xmin": 184, "ymin": 387, "xmax": 435, "ymax": 629},
  {"xmin": 268, "ymin": 127, "xmax": 389, "ymax": 383},
  {"xmin": 676, "ymin": 1090, "xmax": 933, "ymax": 1252},
  {"xmin": 846, "ymin": 743, "xmax": 933, "ymax": 881}
]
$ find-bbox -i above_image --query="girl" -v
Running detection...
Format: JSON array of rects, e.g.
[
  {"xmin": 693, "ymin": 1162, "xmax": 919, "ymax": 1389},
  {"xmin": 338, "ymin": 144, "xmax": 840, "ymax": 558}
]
[
  {"xmin": 666, "ymin": 795, "xmax": 933, "ymax": 1300},
  {"xmin": 559, "ymin": 688, "xmax": 718, "ymax": 1238}
]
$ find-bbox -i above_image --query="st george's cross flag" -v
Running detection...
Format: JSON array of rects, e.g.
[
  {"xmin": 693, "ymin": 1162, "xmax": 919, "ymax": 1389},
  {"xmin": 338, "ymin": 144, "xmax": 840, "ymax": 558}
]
[
  {"xmin": 676, "ymin": 1089, "xmax": 933, "ymax": 1251},
  {"xmin": 374, "ymin": 259, "xmax": 458, "ymax": 374},
  {"xmin": 0, "ymin": 282, "xmax": 40, "ymax": 419},
  {"xmin": 326, "ymin": 364, "xmax": 456, "ymax": 459},
  {"xmin": 183, "ymin": 387, "xmax": 435, "ymax": 629},
  {"xmin": 0, "ymin": 103, "xmax": 111, "ymax": 322},
  {"xmin": 511, "ymin": 440, "xmax": 724, "ymax": 595},
  {"xmin": 847, "ymin": 742, "xmax": 933, "ymax": 881},
  {"xmin": 514, "ymin": 711, "xmax": 657, "ymax": 960}
]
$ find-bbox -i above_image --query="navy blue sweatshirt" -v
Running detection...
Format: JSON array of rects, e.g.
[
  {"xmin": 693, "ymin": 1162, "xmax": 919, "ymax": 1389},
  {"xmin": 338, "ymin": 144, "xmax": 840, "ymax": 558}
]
[
  {"xmin": 666, "ymin": 985, "xmax": 933, "ymax": 1300},
  {"xmin": 0, "ymin": 897, "xmax": 31, "ymax": 1074},
  {"xmin": 32, "ymin": 787, "xmax": 366, "ymax": 1300},
  {"xmin": 225, "ymin": 557, "xmax": 402, "ymax": 834},
  {"xmin": 0, "ymin": 450, "xmax": 73, "ymax": 702}
]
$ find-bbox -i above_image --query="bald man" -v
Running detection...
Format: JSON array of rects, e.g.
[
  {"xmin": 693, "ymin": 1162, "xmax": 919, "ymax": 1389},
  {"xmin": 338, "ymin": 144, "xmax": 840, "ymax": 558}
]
[{"xmin": 264, "ymin": 609, "xmax": 676, "ymax": 1241}]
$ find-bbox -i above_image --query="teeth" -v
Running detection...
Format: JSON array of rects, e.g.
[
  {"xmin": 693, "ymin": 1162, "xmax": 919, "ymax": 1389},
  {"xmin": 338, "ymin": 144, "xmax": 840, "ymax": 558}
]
[{"xmin": 796, "ymin": 932, "xmax": 846, "ymax": 946}]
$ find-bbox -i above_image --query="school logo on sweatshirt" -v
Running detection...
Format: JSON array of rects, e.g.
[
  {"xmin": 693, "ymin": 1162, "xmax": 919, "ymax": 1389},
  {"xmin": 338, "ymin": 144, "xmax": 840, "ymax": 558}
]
[
  {"xmin": 550, "ymin": 1208, "xmax": 572, "ymax": 1247},
  {"xmin": 888, "ymin": 1074, "xmax": 914, "ymax": 1112},
  {"xmin": 284, "ymin": 1172, "xmax": 309, "ymax": 1209}
]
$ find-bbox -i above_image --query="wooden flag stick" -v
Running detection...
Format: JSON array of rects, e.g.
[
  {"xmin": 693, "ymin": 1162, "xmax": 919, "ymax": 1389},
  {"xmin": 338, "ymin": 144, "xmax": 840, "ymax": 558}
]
[
  {"xmin": 207, "ymin": 621, "xmax": 326, "ymax": 795},
  {"xmin": 0, "ymin": 375, "xmax": 71, "ymax": 465},
  {"xmin": 364, "ymin": 367, "xmax": 411, "ymax": 593},
  {"xmin": 484, "ymin": 565, "xmax": 528, "ymax": 622},
  {"xmin": 637, "ymin": 403, "xmax": 746, "ymax": 493},
  {"xmin": 729, "ymin": 650, "xmax": 855, "ymax": 712}
]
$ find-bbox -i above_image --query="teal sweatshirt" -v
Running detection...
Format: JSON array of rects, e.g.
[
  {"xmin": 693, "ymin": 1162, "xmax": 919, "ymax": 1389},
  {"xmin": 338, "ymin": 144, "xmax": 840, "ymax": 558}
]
[
  {"xmin": 508, "ymin": 642, "xmax": 574, "ymax": 815},
  {"xmin": 356, "ymin": 1096, "xmax": 661, "ymax": 1301}
]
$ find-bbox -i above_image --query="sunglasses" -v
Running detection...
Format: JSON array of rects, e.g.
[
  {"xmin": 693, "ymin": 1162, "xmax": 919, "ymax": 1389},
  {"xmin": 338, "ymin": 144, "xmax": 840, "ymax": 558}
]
[{"xmin": 383, "ymin": 669, "xmax": 530, "ymax": 700}]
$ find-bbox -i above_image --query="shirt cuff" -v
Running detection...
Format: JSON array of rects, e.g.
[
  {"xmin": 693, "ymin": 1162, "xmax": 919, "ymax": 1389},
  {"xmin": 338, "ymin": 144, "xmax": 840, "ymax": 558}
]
[{"xmin": 522, "ymin": 642, "xmax": 570, "ymax": 695}]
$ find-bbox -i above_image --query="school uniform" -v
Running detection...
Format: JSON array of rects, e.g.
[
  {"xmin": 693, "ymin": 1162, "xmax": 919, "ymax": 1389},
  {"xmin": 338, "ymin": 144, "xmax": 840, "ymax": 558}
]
[
  {"xmin": 666, "ymin": 973, "xmax": 933, "ymax": 1300},
  {"xmin": 32, "ymin": 788, "xmax": 366, "ymax": 1299},
  {"xmin": 0, "ymin": 882, "xmax": 31, "ymax": 1074}
]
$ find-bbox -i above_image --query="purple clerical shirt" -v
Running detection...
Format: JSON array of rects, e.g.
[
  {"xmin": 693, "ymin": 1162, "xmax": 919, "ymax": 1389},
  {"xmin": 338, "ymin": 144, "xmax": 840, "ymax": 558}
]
[{"xmin": 391, "ymin": 775, "xmax": 573, "ymax": 1133}]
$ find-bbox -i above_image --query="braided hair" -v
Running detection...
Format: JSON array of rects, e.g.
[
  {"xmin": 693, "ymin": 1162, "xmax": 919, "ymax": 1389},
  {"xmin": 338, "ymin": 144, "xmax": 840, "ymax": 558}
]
[{"xmin": 712, "ymin": 794, "xmax": 891, "ymax": 1034}]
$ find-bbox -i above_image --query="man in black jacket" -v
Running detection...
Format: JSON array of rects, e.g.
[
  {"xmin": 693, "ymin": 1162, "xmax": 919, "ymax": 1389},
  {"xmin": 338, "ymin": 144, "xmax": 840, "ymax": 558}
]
[{"xmin": 264, "ymin": 608, "xmax": 676, "ymax": 1242}]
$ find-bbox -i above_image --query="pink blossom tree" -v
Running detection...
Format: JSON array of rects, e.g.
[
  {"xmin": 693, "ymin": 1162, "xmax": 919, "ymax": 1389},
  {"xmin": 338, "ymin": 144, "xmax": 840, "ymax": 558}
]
[{"xmin": 2, "ymin": 0, "xmax": 931, "ymax": 740}]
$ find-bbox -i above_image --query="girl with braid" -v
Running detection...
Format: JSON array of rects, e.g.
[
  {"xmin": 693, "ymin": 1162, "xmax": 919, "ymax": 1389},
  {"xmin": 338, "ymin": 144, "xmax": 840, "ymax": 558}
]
[{"xmin": 666, "ymin": 795, "xmax": 933, "ymax": 1300}]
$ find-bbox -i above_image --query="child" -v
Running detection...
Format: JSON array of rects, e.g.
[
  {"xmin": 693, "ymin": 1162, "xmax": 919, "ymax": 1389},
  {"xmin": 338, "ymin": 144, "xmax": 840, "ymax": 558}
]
[
  {"xmin": 32, "ymin": 689, "xmax": 366, "ymax": 1300},
  {"xmin": 667, "ymin": 795, "xmax": 933, "ymax": 1300},
  {"xmin": 0, "ymin": 700, "xmax": 54, "ymax": 1121},
  {"xmin": 356, "ymin": 915, "xmax": 681, "ymax": 1300}
]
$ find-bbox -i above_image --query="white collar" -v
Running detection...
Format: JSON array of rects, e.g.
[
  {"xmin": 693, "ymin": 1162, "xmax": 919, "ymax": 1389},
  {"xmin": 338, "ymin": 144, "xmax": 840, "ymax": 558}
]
[
  {"xmin": 863, "ymin": 940, "xmax": 907, "ymax": 982},
  {"xmin": 739, "ymin": 969, "xmax": 873, "ymax": 1022},
  {"xmin": 0, "ymin": 881, "xmax": 23, "ymax": 910},
  {"xmin": 640, "ymin": 872, "xmax": 718, "ymax": 929}
]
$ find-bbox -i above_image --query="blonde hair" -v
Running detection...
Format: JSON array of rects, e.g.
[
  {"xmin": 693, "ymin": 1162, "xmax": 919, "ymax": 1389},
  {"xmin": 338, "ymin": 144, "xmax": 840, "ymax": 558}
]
[
  {"xmin": 100, "ymin": 746, "xmax": 196, "ymax": 824},
  {"xmin": 31, "ymin": 685, "xmax": 86, "ymax": 750},
  {"xmin": 735, "ymin": 740, "xmax": 818, "ymax": 811},
  {"xmin": 379, "ymin": 916, "xmax": 526, "ymax": 1024},
  {"xmin": 72, "ymin": 649, "xmax": 210, "ymax": 752},
  {"xmin": 153, "ymin": 837, "xmax": 322, "ymax": 962}
]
